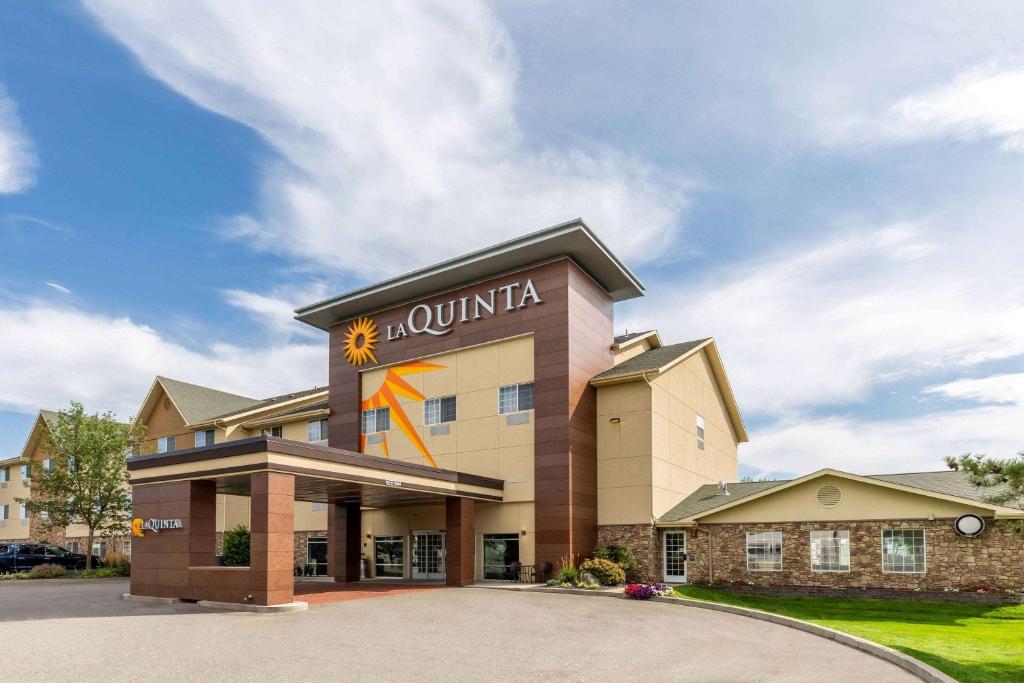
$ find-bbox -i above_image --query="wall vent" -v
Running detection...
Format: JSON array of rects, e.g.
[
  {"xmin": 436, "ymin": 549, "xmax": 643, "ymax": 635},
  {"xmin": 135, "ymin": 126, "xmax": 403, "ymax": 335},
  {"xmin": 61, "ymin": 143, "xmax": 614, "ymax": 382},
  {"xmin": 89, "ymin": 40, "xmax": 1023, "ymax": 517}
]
[{"xmin": 816, "ymin": 484, "xmax": 842, "ymax": 508}]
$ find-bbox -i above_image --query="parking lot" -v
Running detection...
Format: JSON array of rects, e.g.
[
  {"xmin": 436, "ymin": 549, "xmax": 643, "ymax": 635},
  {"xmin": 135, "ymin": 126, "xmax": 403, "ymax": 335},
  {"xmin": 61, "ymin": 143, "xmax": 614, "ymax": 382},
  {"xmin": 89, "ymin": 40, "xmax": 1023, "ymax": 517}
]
[{"xmin": 0, "ymin": 579, "xmax": 916, "ymax": 681}]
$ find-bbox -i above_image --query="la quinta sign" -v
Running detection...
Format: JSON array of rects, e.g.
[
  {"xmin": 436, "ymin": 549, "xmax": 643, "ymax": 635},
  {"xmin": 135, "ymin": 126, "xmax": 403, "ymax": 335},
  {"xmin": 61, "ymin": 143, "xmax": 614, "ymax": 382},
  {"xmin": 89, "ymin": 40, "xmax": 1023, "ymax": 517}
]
[{"xmin": 385, "ymin": 278, "xmax": 543, "ymax": 341}]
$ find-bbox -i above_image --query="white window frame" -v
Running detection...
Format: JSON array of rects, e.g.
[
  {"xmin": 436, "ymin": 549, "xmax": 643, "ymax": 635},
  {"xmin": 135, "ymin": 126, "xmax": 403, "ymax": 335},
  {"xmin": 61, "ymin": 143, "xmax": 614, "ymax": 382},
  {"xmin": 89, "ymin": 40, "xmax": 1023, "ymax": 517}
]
[
  {"xmin": 745, "ymin": 531, "xmax": 783, "ymax": 571},
  {"xmin": 20, "ymin": 464, "xmax": 30, "ymax": 480},
  {"xmin": 157, "ymin": 436, "xmax": 176, "ymax": 453},
  {"xmin": 0, "ymin": 504, "xmax": 8, "ymax": 520},
  {"xmin": 361, "ymin": 407, "xmax": 390, "ymax": 434},
  {"xmin": 696, "ymin": 415, "xmax": 705, "ymax": 450},
  {"xmin": 424, "ymin": 395, "xmax": 457, "ymax": 425},
  {"xmin": 881, "ymin": 529, "xmax": 926, "ymax": 574},
  {"xmin": 42, "ymin": 458, "xmax": 53, "ymax": 471},
  {"xmin": 810, "ymin": 530, "xmax": 850, "ymax": 572},
  {"xmin": 498, "ymin": 382, "xmax": 535, "ymax": 415},
  {"xmin": 194, "ymin": 429, "xmax": 215, "ymax": 448},
  {"xmin": 307, "ymin": 418, "xmax": 329, "ymax": 443},
  {"xmin": 122, "ymin": 540, "xmax": 132, "ymax": 557},
  {"xmin": 92, "ymin": 540, "xmax": 107, "ymax": 559},
  {"xmin": 0, "ymin": 466, "xmax": 8, "ymax": 482},
  {"xmin": 19, "ymin": 502, "xmax": 28, "ymax": 519},
  {"xmin": 66, "ymin": 541, "xmax": 79, "ymax": 554}
]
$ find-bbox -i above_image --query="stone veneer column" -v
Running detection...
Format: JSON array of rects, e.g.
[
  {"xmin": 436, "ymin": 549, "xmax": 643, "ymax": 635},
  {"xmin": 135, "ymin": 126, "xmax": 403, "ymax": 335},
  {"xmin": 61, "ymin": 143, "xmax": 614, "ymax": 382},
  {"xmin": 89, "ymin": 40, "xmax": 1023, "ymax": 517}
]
[
  {"xmin": 249, "ymin": 472, "xmax": 295, "ymax": 606},
  {"xmin": 328, "ymin": 502, "xmax": 361, "ymax": 582},
  {"xmin": 445, "ymin": 497, "xmax": 475, "ymax": 587}
]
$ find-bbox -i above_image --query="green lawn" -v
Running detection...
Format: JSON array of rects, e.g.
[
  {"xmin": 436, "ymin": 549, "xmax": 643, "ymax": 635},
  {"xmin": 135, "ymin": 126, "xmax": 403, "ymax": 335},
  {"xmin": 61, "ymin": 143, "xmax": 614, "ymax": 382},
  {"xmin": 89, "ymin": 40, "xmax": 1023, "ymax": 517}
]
[{"xmin": 674, "ymin": 586, "xmax": 1024, "ymax": 683}]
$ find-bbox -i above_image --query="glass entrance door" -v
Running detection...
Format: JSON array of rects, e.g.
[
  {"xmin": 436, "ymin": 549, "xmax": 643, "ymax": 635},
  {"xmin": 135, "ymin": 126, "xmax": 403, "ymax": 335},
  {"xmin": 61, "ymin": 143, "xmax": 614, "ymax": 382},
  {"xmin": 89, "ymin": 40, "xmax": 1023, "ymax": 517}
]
[
  {"xmin": 664, "ymin": 531, "xmax": 687, "ymax": 583},
  {"xmin": 306, "ymin": 537, "xmax": 328, "ymax": 576},
  {"xmin": 411, "ymin": 531, "xmax": 445, "ymax": 580}
]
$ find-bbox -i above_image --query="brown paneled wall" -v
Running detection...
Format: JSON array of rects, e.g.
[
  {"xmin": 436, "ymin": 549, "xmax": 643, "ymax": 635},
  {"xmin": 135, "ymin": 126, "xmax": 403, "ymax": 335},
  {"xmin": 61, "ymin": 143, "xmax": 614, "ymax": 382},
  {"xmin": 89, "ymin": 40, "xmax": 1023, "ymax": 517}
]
[
  {"xmin": 130, "ymin": 474, "xmax": 296, "ymax": 606},
  {"xmin": 328, "ymin": 258, "xmax": 614, "ymax": 568}
]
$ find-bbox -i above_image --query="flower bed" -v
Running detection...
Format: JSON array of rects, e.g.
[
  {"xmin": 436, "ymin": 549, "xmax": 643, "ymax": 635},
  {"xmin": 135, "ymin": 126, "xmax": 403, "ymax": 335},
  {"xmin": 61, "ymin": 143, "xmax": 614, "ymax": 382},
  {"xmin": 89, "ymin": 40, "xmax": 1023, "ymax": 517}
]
[{"xmin": 624, "ymin": 583, "xmax": 673, "ymax": 600}]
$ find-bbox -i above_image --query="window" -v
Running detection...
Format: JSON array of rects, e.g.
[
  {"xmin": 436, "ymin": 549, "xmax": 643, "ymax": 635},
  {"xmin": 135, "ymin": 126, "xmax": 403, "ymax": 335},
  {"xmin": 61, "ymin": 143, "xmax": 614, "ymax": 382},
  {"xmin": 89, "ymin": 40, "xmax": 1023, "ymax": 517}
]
[
  {"xmin": 374, "ymin": 536, "xmax": 405, "ymax": 577},
  {"xmin": 311, "ymin": 502, "xmax": 327, "ymax": 512},
  {"xmin": 810, "ymin": 530, "xmax": 850, "ymax": 572},
  {"xmin": 0, "ymin": 505, "xmax": 7, "ymax": 520},
  {"xmin": 424, "ymin": 396, "xmax": 457, "ymax": 425},
  {"xmin": 194, "ymin": 429, "xmax": 215, "ymax": 447},
  {"xmin": 261, "ymin": 426, "xmax": 283, "ymax": 438},
  {"xmin": 122, "ymin": 540, "xmax": 132, "ymax": 557},
  {"xmin": 19, "ymin": 503, "xmax": 28, "ymax": 519},
  {"xmin": 307, "ymin": 418, "xmax": 329, "ymax": 442},
  {"xmin": 498, "ymin": 382, "xmax": 534, "ymax": 414},
  {"xmin": 66, "ymin": 541, "xmax": 79, "ymax": 554},
  {"xmin": 483, "ymin": 533, "xmax": 521, "ymax": 580},
  {"xmin": 42, "ymin": 458, "xmax": 53, "ymax": 471},
  {"xmin": 157, "ymin": 436, "xmax": 176, "ymax": 453},
  {"xmin": 92, "ymin": 540, "xmax": 107, "ymax": 559},
  {"xmin": 746, "ymin": 531, "xmax": 783, "ymax": 571},
  {"xmin": 305, "ymin": 537, "xmax": 328, "ymax": 576},
  {"xmin": 0, "ymin": 466, "xmax": 8, "ymax": 482},
  {"xmin": 882, "ymin": 529, "xmax": 926, "ymax": 573},
  {"xmin": 361, "ymin": 407, "xmax": 391, "ymax": 434},
  {"xmin": 20, "ymin": 464, "xmax": 29, "ymax": 480},
  {"xmin": 696, "ymin": 415, "xmax": 705, "ymax": 450}
]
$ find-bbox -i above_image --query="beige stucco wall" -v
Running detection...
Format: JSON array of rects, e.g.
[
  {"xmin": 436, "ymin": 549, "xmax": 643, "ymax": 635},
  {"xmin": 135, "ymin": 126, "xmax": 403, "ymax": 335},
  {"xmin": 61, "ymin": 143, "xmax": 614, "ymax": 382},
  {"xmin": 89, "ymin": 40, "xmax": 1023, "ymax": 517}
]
[
  {"xmin": 597, "ymin": 348, "xmax": 740, "ymax": 525},
  {"xmin": 0, "ymin": 457, "xmax": 30, "ymax": 540},
  {"xmin": 700, "ymin": 474, "xmax": 993, "ymax": 523},
  {"xmin": 650, "ymin": 349, "xmax": 739, "ymax": 519},
  {"xmin": 360, "ymin": 335, "xmax": 535, "ymax": 503},
  {"xmin": 612, "ymin": 336, "xmax": 654, "ymax": 365}
]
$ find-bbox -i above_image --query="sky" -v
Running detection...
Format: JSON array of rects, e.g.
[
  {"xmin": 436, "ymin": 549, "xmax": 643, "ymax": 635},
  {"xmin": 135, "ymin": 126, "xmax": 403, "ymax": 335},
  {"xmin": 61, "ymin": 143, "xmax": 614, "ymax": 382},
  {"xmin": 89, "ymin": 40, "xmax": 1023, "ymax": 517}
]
[{"xmin": 1, "ymin": 1, "xmax": 1023, "ymax": 478}]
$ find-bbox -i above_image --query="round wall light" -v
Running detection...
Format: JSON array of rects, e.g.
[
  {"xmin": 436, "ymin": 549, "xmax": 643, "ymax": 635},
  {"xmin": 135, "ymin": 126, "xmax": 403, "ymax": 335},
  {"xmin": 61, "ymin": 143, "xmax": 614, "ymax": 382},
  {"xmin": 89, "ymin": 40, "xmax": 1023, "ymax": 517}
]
[{"xmin": 954, "ymin": 513, "xmax": 985, "ymax": 538}]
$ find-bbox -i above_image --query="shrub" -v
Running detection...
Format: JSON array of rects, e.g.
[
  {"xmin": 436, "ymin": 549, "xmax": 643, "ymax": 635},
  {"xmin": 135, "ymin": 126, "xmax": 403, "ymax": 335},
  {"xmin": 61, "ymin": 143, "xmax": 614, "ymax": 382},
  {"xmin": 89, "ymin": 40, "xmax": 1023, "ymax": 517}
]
[
  {"xmin": 593, "ymin": 544, "xmax": 639, "ymax": 581},
  {"xmin": 222, "ymin": 524, "xmax": 251, "ymax": 566},
  {"xmin": 104, "ymin": 551, "xmax": 131, "ymax": 575},
  {"xmin": 554, "ymin": 555, "xmax": 579, "ymax": 584},
  {"xmin": 29, "ymin": 563, "xmax": 67, "ymax": 579},
  {"xmin": 580, "ymin": 558, "xmax": 626, "ymax": 586}
]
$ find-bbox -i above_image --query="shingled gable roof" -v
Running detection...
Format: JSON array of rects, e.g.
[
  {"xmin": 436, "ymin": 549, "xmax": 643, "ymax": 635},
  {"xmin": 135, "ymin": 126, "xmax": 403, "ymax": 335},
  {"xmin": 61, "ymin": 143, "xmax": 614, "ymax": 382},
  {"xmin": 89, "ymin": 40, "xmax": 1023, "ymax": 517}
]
[
  {"xmin": 15, "ymin": 409, "xmax": 60, "ymax": 461},
  {"xmin": 591, "ymin": 337, "xmax": 748, "ymax": 443},
  {"xmin": 612, "ymin": 330, "xmax": 661, "ymax": 347},
  {"xmin": 658, "ymin": 469, "xmax": 1024, "ymax": 524}
]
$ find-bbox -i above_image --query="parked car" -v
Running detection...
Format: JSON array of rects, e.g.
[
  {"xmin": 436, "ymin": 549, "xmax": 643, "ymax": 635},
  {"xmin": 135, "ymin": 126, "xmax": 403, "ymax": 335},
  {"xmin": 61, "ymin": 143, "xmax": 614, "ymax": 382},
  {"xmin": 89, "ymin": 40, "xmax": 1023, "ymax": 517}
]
[{"xmin": 0, "ymin": 543, "xmax": 101, "ymax": 573}]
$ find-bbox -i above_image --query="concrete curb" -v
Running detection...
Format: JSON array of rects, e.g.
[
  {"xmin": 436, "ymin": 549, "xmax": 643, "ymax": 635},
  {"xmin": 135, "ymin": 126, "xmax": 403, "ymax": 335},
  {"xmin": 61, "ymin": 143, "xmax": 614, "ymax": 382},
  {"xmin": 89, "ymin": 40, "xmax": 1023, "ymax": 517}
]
[
  {"xmin": 122, "ymin": 593, "xmax": 308, "ymax": 613},
  {"xmin": 529, "ymin": 588, "xmax": 955, "ymax": 683},
  {"xmin": 121, "ymin": 593, "xmax": 180, "ymax": 605},
  {"xmin": 196, "ymin": 599, "xmax": 308, "ymax": 614}
]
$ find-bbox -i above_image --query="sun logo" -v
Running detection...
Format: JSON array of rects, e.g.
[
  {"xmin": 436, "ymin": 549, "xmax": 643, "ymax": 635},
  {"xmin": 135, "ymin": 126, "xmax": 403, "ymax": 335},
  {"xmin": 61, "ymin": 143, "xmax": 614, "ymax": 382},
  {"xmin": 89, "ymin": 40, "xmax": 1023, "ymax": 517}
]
[
  {"xmin": 343, "ymin": 317, "xmax": 379, "ymax": 366},
  {"xmin": 131, "ymin": 518, "xmax": 145, "ymax": 538}
]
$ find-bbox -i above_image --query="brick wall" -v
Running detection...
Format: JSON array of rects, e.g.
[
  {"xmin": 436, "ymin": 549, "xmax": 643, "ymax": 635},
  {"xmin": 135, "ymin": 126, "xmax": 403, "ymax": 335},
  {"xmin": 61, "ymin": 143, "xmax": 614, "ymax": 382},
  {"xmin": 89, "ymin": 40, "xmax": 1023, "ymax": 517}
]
[
  {"xmin": 596, "ymin": 523, "xmax": 661, "ymax": 582},
  {"xmin": 688, "ymin": 519, "xmax": 1024, "ymax": 591}
]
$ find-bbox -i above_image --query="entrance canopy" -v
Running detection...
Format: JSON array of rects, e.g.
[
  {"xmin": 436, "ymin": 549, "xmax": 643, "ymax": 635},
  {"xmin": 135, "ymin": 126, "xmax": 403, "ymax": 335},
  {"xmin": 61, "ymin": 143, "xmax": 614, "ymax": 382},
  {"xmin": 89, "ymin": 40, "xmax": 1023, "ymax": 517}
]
[{"xmin": 128, "ymin": 436, "xmax": 504, "ymax": 507}]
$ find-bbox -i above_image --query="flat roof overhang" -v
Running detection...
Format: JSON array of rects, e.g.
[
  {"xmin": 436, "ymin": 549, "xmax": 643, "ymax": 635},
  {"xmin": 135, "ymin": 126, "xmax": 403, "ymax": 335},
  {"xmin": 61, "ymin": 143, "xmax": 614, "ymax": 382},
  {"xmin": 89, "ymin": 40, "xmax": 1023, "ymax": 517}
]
[
  {"xmin": 293, "ymin": 218, "xmax": 646, "ymax": 331},
  {"xmin": 127, "ymin": 436, "xmax": 503, "ymax": 507}
]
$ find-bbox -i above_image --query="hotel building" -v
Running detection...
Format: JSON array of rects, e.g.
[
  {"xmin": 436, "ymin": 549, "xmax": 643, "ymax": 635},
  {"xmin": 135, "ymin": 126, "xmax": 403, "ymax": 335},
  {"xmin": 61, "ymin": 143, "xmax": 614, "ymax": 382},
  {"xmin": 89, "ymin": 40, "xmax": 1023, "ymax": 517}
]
[{"xmin": 5, "ymin": 220, "xmax": 1021, "ymax": 606}]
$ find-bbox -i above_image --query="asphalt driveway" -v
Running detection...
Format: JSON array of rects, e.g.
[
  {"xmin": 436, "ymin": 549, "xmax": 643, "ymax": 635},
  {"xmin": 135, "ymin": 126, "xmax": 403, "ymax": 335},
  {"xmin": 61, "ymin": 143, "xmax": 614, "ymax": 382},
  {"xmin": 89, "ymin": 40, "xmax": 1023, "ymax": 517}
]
[{"xmin": 0, "ymin": 579, "xmax": 916, "ymax": 681}]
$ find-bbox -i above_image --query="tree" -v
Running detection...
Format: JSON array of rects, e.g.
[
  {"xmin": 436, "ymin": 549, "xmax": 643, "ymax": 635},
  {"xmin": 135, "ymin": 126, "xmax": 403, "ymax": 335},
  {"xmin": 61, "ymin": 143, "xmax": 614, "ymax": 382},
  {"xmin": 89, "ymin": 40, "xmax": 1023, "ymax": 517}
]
[
  {"xmin": 17, "ymin": 402, "xmax": 145, "ymax": 569},
  {"xmin": 946, "ymin": 452, "xmax": 1024, "ymax": 538}
]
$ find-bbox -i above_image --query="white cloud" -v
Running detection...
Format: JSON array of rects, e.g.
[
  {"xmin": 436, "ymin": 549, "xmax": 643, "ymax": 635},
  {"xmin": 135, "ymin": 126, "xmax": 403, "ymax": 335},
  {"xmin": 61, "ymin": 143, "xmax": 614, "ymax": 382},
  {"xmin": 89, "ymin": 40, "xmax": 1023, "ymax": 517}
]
[
  {"xmin": 925, "ymin": 372, "xmax": 1024, "ymax": 406},
  {"xmin": 828, "ymin": 63, "xmax": 1024, "ymax": 151},
  {"xmin": 626, "ymin": 215, "xmax": 1024, "ymax": 417},
  {"xmin": 44, "ymin": 282, "xmax": 71, "ymax": 295},
  {"xmin": 744, "ymin": 403, "xmax": 1024, "ymax": 477},
  {"xmin": 0, "ymin": 304, "xmax": 324, "ymax": 419},
  {"xmin": 0, "ymin": 84, "xmax": 37, "ymax": 193},
  {"xmin": 83, "ymin": 1, "xmax": 688, "ymax": 278},
  {"xmin": 221, "ymin": 282, "xmax": 330, "ymax": 340}
]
